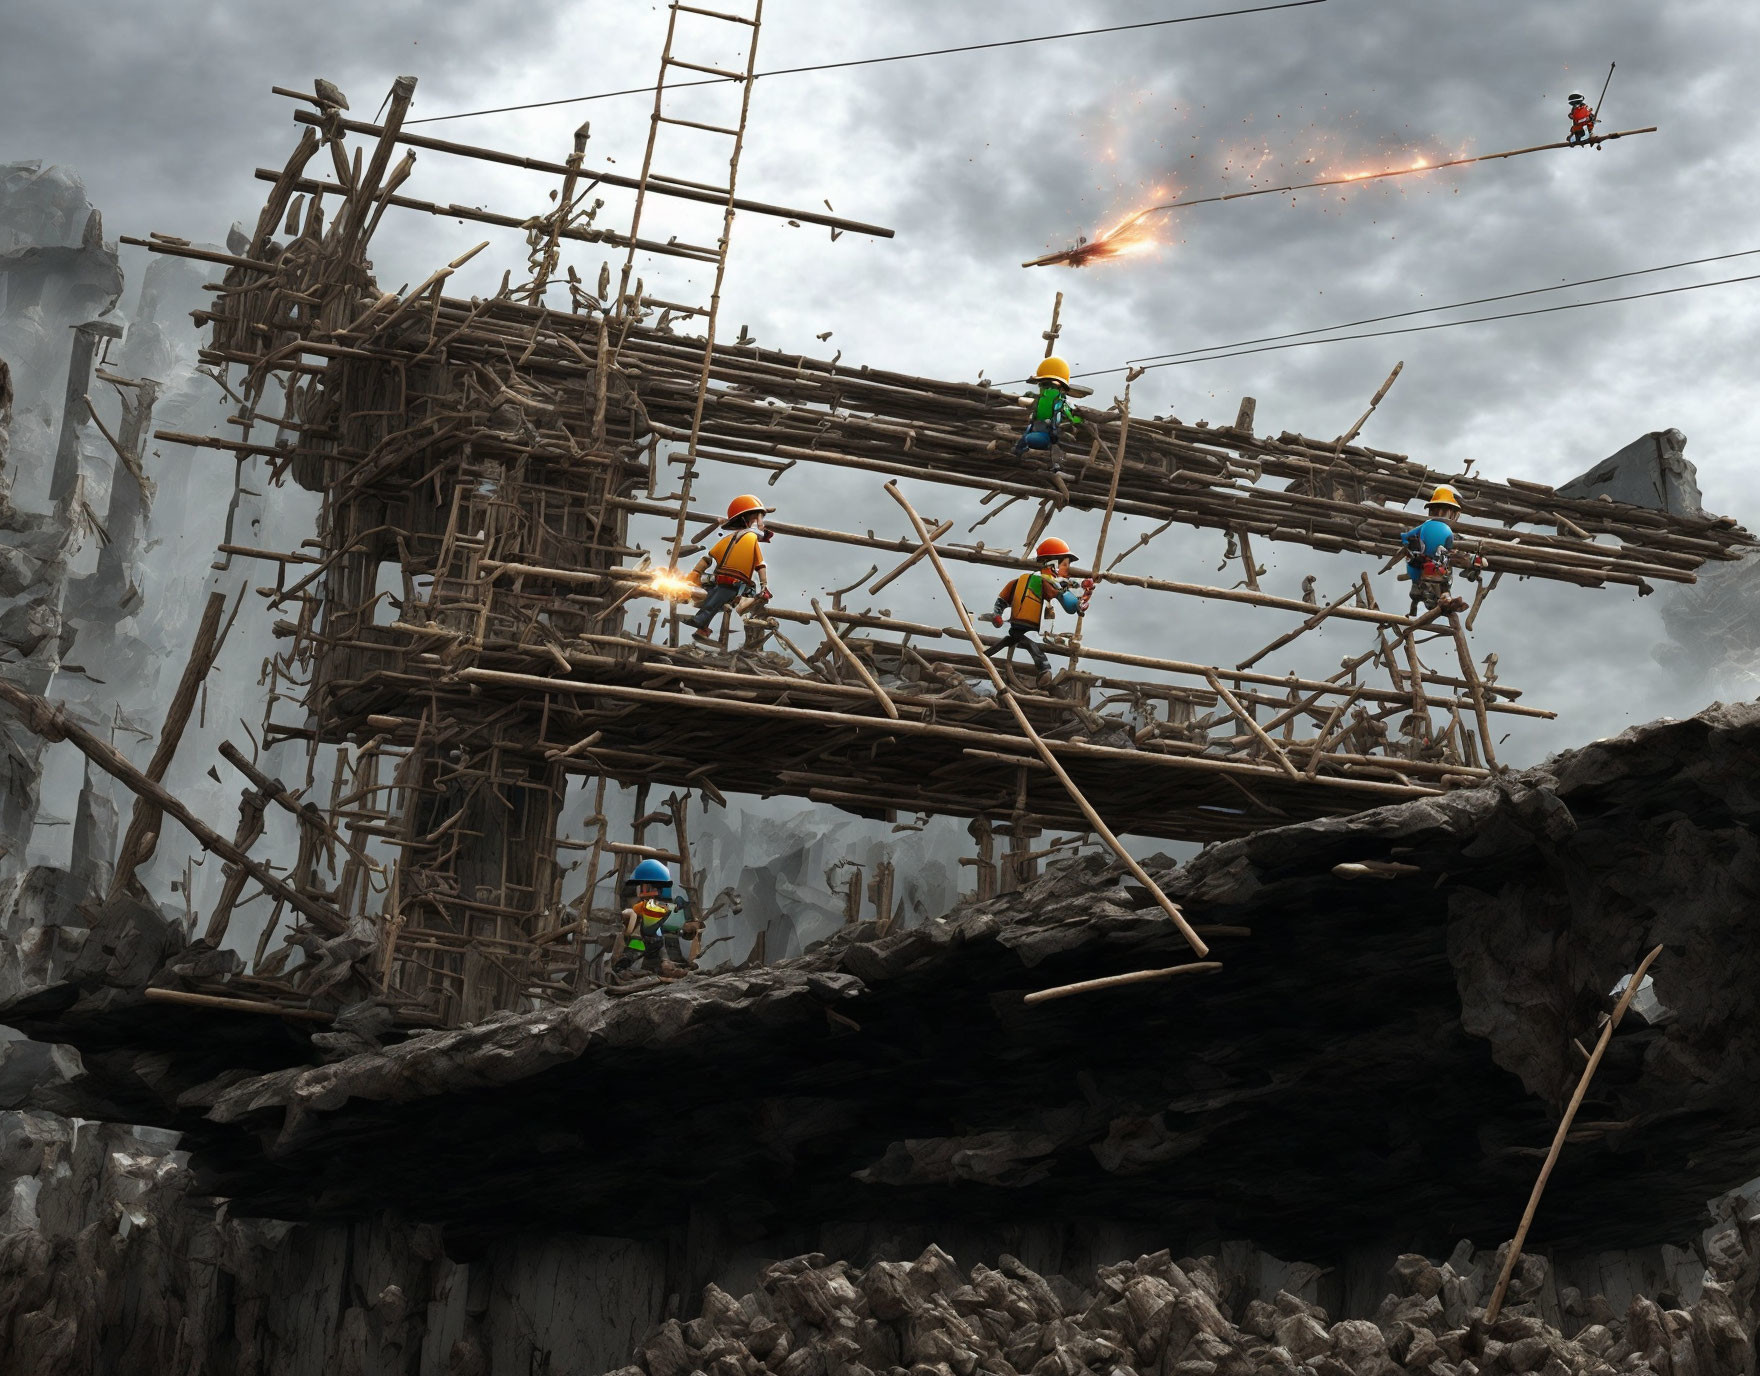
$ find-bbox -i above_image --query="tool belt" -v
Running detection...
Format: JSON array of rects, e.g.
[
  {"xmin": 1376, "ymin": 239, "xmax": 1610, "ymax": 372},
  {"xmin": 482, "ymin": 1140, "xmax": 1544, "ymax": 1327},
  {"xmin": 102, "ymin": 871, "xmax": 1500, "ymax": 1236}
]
[{"xmin": 712, "ymin": 572, "xmax": 749, "ymax": 587}]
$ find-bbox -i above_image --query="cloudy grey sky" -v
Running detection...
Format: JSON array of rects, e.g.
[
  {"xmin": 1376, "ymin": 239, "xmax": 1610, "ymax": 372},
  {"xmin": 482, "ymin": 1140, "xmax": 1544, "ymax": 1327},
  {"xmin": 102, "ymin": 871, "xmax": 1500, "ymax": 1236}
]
[{"xmin": 8, "ymin": 0, "xmax": 1760, "ymax": 770}]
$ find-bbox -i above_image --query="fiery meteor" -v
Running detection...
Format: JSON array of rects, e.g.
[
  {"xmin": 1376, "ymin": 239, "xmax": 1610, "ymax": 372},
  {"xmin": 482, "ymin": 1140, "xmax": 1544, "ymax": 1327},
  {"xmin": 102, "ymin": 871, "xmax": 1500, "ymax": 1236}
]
[{"xmin": 1024, "ymin": 125, "xmax": 1656, "ymax": 269}]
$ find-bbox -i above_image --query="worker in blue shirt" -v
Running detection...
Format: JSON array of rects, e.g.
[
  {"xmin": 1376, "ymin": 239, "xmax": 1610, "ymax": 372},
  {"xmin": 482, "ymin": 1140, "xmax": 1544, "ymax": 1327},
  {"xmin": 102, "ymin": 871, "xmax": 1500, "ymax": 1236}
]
[{"xmin": 1400, "ymin": 484, "xmax": 1483, "ymax": 615}]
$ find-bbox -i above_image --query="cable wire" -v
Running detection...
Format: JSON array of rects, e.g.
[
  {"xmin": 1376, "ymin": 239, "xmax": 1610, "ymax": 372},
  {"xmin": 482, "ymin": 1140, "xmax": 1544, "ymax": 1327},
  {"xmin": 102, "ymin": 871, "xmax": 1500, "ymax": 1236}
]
[
  {"xmin": 1126, "ymin": 247, "xmax": 1760, "ymax": 365},
  {"xmin": 1072, "ymin": 268, "xmax": 1760, "ymax": 380},
  {"xmin": 407, "ymin": 0, "xmax": 1329, "ymax": 126}
]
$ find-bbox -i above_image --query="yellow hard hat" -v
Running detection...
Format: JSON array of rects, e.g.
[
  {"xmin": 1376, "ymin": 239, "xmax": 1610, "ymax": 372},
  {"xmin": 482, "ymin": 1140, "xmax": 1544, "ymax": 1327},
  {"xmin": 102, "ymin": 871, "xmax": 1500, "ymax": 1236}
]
[
  {"xmin": 1033, "ymin": 356, "xmax": 1071, "ymax": 385},
  {"xmin": 1427, "ymin": 484, "xmax": 1462, "ymax": 510}
]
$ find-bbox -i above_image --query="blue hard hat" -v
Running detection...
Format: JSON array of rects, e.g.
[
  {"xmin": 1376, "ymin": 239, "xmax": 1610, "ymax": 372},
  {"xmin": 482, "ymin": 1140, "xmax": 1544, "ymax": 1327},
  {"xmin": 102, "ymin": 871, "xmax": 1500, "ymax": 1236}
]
[{"xmin": 627, "ymin": 858, "xmax": 672, "ymax": 886}]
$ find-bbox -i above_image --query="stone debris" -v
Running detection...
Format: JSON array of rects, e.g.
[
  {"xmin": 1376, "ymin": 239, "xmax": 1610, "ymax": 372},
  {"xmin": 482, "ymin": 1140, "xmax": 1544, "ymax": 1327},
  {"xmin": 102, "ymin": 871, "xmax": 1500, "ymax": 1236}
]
[{"xmin": 614, "ymin": 1231, "xmax": 1760, "ymax": 1376}]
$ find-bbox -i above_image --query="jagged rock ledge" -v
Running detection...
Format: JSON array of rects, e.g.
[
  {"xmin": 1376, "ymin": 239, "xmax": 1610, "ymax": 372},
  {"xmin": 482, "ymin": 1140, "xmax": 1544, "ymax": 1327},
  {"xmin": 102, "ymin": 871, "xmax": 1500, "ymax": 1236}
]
[{"xmin": 11, "ymin": 702, "xmax": 1760, "ymax": 1259}]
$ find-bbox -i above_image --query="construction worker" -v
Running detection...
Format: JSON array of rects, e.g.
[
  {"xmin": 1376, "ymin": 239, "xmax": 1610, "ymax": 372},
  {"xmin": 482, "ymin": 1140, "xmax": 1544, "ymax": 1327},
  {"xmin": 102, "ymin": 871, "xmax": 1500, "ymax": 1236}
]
[
  {"xmin": 987, "ymin": 537, "xmax": 1093, "ymax": 680},
  {"xmin": 688, "ymin": 494, "xmax": 773, "ymax": 643},
  {"xmin": 612, "ymin": 858, "xmax": 697, "ymax": 977},
  {"xmin": 1566, "ymin": 93, "xmax": 1597, "ymax": 145},
  {"xmin": 1399, "ymin": 485, "xmax": 1483, "ymax": 615},
  {"xmin": 1015, "ymin": 357, "xmax": 1084, "ymax": 471}
]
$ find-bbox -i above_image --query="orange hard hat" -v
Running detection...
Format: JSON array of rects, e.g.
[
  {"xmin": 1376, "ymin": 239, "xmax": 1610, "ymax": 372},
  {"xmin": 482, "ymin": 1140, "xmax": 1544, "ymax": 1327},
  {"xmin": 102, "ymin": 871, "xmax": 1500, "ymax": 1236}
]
[
  {"xmin": 724, "ymin": 493, "xmax": 775, "ymax": 525},
  {"xmin": 1036, "ymin": 537, "xmax": 1076, "ymax": 562}
]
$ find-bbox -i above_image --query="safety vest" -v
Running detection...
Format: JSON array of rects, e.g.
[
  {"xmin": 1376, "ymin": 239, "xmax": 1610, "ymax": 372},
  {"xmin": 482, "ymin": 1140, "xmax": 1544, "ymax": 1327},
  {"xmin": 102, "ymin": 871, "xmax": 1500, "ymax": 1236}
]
[
  {"xmin": 625, "ymin": 898, "xmax": 670, "ymax": 950},
  {"xmin": 1002, "ymin": 573, "xmax": 1052, "ymax": 626},
  {"xmin": 707, "ymin": 530, "xmax": 764, "ymax": 585}
]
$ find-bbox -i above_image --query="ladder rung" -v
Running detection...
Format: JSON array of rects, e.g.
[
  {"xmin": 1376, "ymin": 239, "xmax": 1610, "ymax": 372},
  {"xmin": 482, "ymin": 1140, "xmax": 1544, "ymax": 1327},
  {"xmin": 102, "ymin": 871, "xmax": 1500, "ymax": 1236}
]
[
  {"xmin": 671, "ymin": 2, "xmax": 758, "ymax": 24},
  {"xmin": 649, "ymin": 173, "xmax": 733, "ymax": 197},
  {"xmin": 657, "ymin": 113, "xmax": 741, "ymax": 137},
  {"xmin": 663, "ymin": 237, "xmax": 723, "ymax": 256},
  {"xmin": 665, "ymin": 57, "xmax": 749, "ymax": 81}
]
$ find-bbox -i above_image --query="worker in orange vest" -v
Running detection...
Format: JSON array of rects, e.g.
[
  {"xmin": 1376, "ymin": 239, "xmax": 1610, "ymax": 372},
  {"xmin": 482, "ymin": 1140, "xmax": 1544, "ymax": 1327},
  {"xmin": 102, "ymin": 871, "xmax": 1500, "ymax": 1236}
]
[
  {"xmin": 1566, "ymin": 93, "xmax": 1597, "ymax": 145},
  {"xmin": 986, "ymin": 537, "xmax": 1092, "ymax": 680},
  {"xmin": 688, "ymin": 494, "xmax": 774, "ymax": 643}
]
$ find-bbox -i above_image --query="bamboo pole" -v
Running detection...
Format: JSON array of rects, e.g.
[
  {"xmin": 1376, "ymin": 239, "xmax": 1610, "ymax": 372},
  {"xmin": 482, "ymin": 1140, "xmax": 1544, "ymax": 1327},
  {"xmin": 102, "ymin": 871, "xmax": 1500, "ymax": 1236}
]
[
  {"xmin": 1236, "ymin": 582, "xmax": 1363, "ymax": 672},
  {"xmin": 1070, "ymin": 383, "xmax": 1128, "ymax": 675},
  {"xmin": 1023, "ymin": 961, "xmax": 1223, "ymax": 1005},
  {"xmin": 868, "ymin": 519, "xmax": 954, "ymax": 595},
  {"xmin": 1334, "ymin": 361, "xmax": 1403, "ymax": 452},
  {"xmin": 883, "ymin": 480, "xmax": 1210, "ymax": 958},
  {"xmin": 1482, "ymin": 944, "xmax": 1666, "ymax": 1323},
  {"xmin": 811, "ymin": 598, "xmax": 900, "ymax": 719},
  {"xmin": 1306, "ymin": 685, "xmax": 1365, "ymax": 778},
  {"xmin": 282, "ymin": 107, "xmax": 896, "ymax": 239},
  {"xmin": 1448, "ymin": 611, "xmax": 1499, "ymax": 770},
  {"xmin": 1205, "ymin": 671, "xmax": 1301, "ymax": 779}
]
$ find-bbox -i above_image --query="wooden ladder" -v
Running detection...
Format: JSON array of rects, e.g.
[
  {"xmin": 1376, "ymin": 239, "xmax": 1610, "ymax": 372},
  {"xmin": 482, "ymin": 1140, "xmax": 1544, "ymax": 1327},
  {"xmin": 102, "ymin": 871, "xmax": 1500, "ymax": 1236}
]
[{"xmin": 611, "ymin": 1, "xmax": 765, "ymax": 570}]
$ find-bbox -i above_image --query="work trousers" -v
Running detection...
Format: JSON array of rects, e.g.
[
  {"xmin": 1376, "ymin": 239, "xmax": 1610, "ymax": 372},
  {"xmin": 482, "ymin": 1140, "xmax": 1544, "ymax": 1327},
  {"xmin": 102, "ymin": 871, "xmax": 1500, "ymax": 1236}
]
[
  {"xmin": 986, "ymin": 621, "xmax": 1051, "ymax": 675},
  {"xmin": 691, "ymin": 581, "xmax": 746, "ymax": 631}
]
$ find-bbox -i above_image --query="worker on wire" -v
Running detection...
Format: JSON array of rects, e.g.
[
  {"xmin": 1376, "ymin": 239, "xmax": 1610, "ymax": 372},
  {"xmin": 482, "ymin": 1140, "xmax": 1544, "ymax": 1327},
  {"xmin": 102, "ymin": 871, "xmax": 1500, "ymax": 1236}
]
[
  {"xmin": 1399, "ymin": 485, "xmax": 1485, "ymax": 616},
  {"xmin": 1566, "ymin": 93, "xmax": 1597, "ymax": 145},
  {"xmin": 687, "ymin": 494, "xmax": 774, "ymax": 644},
  {"xmin": 612, "ymin": 858, "xmax": 698, "ymax": 979},
  {"xmin": 986, "ymin": 537, "xmax": 1093, "ymax": 682},
  {"xmin": 1015, "ymin": 357, "xmax": 1085, "ymax": 472}
]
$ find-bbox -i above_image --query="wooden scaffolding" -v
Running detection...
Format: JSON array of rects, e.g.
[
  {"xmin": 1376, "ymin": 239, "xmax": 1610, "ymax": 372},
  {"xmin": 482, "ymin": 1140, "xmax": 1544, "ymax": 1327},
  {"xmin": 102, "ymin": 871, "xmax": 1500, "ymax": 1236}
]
[{"xmin": 81, "ymin": 56, "xmax": 1747, "ymax": 1027}]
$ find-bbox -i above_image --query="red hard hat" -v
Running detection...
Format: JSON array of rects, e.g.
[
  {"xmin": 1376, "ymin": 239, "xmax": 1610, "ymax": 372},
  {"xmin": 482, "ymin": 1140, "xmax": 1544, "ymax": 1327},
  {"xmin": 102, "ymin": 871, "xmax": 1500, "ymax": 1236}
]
[
  {"xmin": 1036, "ymin": 537, "xmax": 1075, "ymax": 562},
  {"xmin": 724, "ymin": 494, "xmax": 775, "ymax": 524}
]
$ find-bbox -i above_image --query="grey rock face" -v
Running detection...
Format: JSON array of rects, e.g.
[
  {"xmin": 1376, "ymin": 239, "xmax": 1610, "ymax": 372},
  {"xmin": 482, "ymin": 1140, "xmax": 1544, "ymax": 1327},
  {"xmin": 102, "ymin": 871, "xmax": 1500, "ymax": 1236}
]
[{"xmin": 1557, "ymin": 430, "xmax": 1702, "ymax": 517}]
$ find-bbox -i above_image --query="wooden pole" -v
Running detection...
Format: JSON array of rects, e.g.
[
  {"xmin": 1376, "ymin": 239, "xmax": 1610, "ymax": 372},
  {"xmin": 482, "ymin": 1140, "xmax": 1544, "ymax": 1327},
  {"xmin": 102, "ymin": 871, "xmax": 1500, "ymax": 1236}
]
[
  {"xmin": 1334, "ymin": 360, "xmax": 1403, "ymax": 452},
  {"xmin": 143, "ymin": 986, "xmax": 335, "ymax": 1023},
  {"xmin": 110, "ymin": 590, "xmax": 228, "ymax": 898},
  {"xmin": 811, "ymin": 598, "xmax": 900, "ymax": 719},
  {"xmin": 1070, "ymin": 383, "xmax": 1128, "ymax": 675},
  {"xmin": 1205, "ymin": 671, "xmax": 1301, "ymax": 779},
  {"xmin": 884, "ymin": 480, "xmax": 1209, "ymax": 958},
  {"xmin": 1236, "ymin": 582, "xmax": 1364, "ymax": 672},
  {"xmin": 1448, "ymin": 611, "xmax": 1499, "ymax": 770},
  {"xmin": 0, "ymin": 679, "xmax": 347, "ymax": 934},
  {"xmin": 1022, "ymin": 960, "xmax": 1223, "ymax": 1005},
  {"xmin": 1482, "ymin": 943, "xmax": 1666, "ymax": 1323}
]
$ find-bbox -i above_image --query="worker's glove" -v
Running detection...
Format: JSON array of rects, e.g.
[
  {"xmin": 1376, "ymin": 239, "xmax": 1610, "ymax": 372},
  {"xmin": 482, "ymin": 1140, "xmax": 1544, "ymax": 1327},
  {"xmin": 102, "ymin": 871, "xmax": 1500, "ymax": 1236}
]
[
  {"xmin": 1080, "ymin": 579, "xmax": 1096, "ymax": 594},
  {"xmin": 990, "ymin": 613, "xmax": 1004, "ymax": 628},
  {"xmin": 757, "ymin": 588, "xmax": 773, "ymax": 603}
]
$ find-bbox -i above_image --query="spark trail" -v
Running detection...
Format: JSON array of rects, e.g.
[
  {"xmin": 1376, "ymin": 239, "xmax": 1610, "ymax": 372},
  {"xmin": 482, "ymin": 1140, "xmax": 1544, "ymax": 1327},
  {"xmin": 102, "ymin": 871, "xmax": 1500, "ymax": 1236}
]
[{"xmin": 1024, "ymin": 126, "xmax": 1658, "ymax": 268}]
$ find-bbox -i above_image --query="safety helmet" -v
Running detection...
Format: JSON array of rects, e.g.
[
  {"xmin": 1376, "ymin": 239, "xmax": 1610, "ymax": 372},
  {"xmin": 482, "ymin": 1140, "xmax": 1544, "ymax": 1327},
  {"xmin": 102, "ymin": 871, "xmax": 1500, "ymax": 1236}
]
[
  {"xmin": 1568, "ymin": 93, "xmax": 1585, "ymax": 104},
  {"xmin": 724, "ymin": 493, "xmax": 775, "ymax": 526},
  {"xmin": 1033, "ymin": 357, "xmax": 1072, "ymax": 385},
  {"xmin": 625, "ymin": 858, "xmax": 673, "ymax": 891},
  {"xmin": 1036, "ymin": 537, "xmax": 1076, "ymax": 562},
  {"xmin": 1426, "ymin": 484, "xmax": 1462, "ymax": 511}
]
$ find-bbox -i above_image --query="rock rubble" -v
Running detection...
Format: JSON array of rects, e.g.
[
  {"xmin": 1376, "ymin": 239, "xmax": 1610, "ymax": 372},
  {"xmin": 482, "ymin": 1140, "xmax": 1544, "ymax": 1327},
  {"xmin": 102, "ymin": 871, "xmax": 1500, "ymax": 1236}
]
[{"xmin": 618, "ymin": 1229, "xmax": 1759, "ymax": 1376}]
